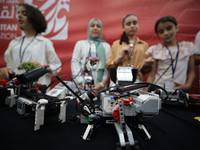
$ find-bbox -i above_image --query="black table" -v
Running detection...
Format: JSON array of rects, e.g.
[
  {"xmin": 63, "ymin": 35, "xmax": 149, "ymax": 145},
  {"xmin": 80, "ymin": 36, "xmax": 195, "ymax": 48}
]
[{"xmin": 0, "ymin": 100, "xmax": 200, "ymax": 150}]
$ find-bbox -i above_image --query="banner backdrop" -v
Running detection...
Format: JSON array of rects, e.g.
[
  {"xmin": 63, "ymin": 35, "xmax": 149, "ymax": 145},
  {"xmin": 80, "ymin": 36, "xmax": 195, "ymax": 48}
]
[{"xmin": 0, "ymin": 0, "xmax": 200, "ymax": 93}]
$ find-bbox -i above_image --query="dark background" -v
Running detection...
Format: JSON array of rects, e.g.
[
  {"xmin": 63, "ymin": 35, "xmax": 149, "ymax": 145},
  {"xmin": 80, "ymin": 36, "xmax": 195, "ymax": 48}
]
[{"xmin": 1, "ymin": 99, "xmax": 200, "ymax": 150}]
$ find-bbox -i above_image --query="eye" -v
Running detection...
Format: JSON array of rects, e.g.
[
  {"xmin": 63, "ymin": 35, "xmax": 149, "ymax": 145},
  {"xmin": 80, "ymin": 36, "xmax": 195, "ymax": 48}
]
[
  {"xmin": 90, "ymin": 24, "xmax": 95, "ymax": 28},
  {"xmin": 133, "ymin": 21, "xmax": 138, "ymax": 25},
  {"xmin": 126, "ymin": 22, "xmax": 131, "ymax": 26},
  {"xmin": 97, "ymin": 24, "xmax": 101, "ymax": 28},
  {"xmin": 166, "ymin": 25, "xmax": 173, "ymax": 31},
  {"xmin": 18, "ymin": 10, "xmax": 27, "ymax": 16},
  {"xmin": 158, "ymin": 29, "xmax": 164, "ymax": 34},
  {"xmin": 22, "ymin": 11, "xmax": 27, "ymax": 16}
]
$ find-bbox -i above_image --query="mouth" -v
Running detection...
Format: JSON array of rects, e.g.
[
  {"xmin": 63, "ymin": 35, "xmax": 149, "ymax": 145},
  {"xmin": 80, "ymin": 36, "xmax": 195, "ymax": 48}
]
[
  {"xmin": 164, "ymin": 36, "xmax": 171, "ymax": 41},
  {"xmin": 18, "ymin": 19, "xmax": 24, "ymax": 24},
  {"xmin": 130, "ymin": 30, "xmax": 136, "ymax": 33},
  {"xmin": 93, "ymin": 31, "xmax": 99, "ymax": 34}
]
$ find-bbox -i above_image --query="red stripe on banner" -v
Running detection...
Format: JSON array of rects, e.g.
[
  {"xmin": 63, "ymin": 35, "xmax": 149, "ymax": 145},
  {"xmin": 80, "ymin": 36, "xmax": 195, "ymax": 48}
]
[{"xmin": 0, "ymin": 0, "xmax": 200, "ymax": 92}]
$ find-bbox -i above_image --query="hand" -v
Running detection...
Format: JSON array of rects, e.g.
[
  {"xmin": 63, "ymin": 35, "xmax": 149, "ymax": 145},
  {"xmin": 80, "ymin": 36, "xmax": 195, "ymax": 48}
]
[
  {"xmin": 32, "ymin": 61, "xmax": 42, "ymax": 67},
  {"xmin": 121, "ymin": 45, "xmax": 133, "ymax": 59},
  {"xmin": 144, "ymin": 56, "xmax": 154, "ymax": 68},
  {"xmin": 92, "ymin": 83, "xmax": 104, "ymax": 91},
  {"xmin": 146, "ymin": 56, "xmax": 154, "ymax": 65},
  {"xmin": 0, "ymin": 67, "xmax": 13, "ymax": 80},
  {"xmin": 173, "ymin": 82, "xmax": 190, "ymax": 92},
  {"xmin": 114, "ymin": 45, "xmax": 133, "ymax": 66}
]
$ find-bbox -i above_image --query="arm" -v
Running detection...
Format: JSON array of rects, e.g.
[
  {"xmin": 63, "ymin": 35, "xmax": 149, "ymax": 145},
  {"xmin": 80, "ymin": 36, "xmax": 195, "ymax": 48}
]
[
  {"xmin": 0, "ymin": 67, "xmax": 13, "ymax": 80},
  {"xmin": 194, "ymin": 31, "xmax": 200, "ymax": 65},
  {"xmin": 93, "ymin": 43, "xmax": 111, "ymax": 91},
  {"xmin": 140, "ymin": 42, "xmax": 152, "ymax": 76},
  {"xmin": 142, "ymin": 55, "xmax": 154, "ymax": 74},
  {"xmin": 173, "ymin": 55, "xmax": 195, "ymax": 91},
  {"xmin": 194, "ymin": 54, "xmax": 200, "ymax": 66},
  {"xmin": 71, "ymin": 41, "xmax": 85, "ymax": 85},
  {"xmin": 146, "ymin": 59, "xmax": 157, "ymax": 84},
  {"xmin": 2, "ymin": 40, "xmax": 16, "ymax": 79},
  {"xmin": 106, "ymin": 43, "xmax": 132, "ymax": 70},
  {"xmin": 106, "ymin": 43, "xmax": 116, "ymax": 71},
  {"xmin": 92, "ymin": 79, "xmax": 107, "ymax": 91},
  {"xmin": 114, "ymin": 45, "xmax": 132, "ymax": 66},
  {"xmin": 45, "ymin": 39, "xmax": 61, "ymax": 75},
  {"xmin": 143, "ymin": 59, "xmax": 157, "ymax": 91}
]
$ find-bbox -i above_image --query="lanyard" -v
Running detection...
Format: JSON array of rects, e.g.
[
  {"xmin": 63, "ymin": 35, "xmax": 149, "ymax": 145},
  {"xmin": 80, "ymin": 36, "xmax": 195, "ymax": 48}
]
[
  {"xmin": 164, "ymin": 43, "xmax": 179, "ymax": 79},
  {"xmin": 87, "ymin": 40, "xmax": 101, "ymax": 49},
  {"xmin": 87, "ymin": 40, "xmax": 101, "ymax": 59},
  {"xmin": 19, "ymin": 34, "xmax": 37, "ymax": 64},
  {"xmin": 128, "ymin": 37, "xmax": 137, "ymax": 66}
]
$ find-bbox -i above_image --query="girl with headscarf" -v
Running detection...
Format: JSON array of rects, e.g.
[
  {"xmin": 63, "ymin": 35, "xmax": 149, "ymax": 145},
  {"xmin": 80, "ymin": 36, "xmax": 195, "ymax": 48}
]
[{"xmin": 71, "ymin": 18, "xmax": 110, "ymax": 91}]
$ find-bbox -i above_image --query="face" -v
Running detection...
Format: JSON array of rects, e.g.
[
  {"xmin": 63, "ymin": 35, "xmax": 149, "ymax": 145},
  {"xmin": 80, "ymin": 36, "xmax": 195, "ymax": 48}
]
[
  {"xmin": 123, "ymin": 15, "xmax": 139, "ymax": 38},
  {"xmin": 156, "ymin": 21, "xmax": 178, "ymax": 44},
  {"xmin": 17, "ymin": 5, "xmax": 32, "ymax": 31},
  {"xmin": 89, "ymin": 20, "xmax": 102, "ymax": 39}
]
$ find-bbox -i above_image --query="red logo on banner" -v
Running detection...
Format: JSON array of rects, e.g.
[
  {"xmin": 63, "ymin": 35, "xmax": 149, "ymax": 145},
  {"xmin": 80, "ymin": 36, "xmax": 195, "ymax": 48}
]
[
  {"xmin": 28, "ymin": 0, "xmax": 70, "ymax": 40},
  {"xmin": 0, "ymin": 0, "xmax": 70, "ymax": 40},
  {"xmin": 0, "ymin": 1, "xmax": 19, "ymax": 40}
]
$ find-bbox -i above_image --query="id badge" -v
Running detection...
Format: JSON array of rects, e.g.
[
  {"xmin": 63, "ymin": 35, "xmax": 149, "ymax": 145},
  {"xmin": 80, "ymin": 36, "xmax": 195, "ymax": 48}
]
[
  {"xmin": 164, "ymin": 81, "xmax": 175, "ymax": 90},
  {"xmin": 117, "ymin": 66, "xmax": 133, "ymax": 82}
]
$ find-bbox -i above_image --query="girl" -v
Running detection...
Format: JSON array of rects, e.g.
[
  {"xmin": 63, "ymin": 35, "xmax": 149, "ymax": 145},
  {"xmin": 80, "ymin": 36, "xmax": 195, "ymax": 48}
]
[
  {"xmin": 146, "ymin": 15, "xmax": 196, "ymax": 91},
  {"xmin": 1, "ymin": 3, "xmax": 61, "ymax": 86},
  {"xmin": 106, "ymin": 14, "xmax": 153, "ymax": 83},
  {"xmin": 71, "ymin": 18, "xmax": 110, "ymax": 91}
]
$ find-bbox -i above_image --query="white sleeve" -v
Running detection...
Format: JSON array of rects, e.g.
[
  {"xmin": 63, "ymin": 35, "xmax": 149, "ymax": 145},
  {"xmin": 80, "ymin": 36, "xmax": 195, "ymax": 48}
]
[
  {"xmin": 4, "ymin": 39, "xmax": 16, "ymax": 70},
  {"xmin": 102, "ymin": 42, "xmax": 111, "ymax": 81},
  {"xmin": 194, "ymin": 31, "xmax": 200, "ymax": 54},
  {"xmin": 45, "ymin": 39, "xmax": 61, "ymax": 75},
  {"xmin": 71, "ymin": 41, "xmax": 84, "ymax": 84},
  {"xmin": 145, "ymin": 45, "xmax": 154, "ymax": 56}
]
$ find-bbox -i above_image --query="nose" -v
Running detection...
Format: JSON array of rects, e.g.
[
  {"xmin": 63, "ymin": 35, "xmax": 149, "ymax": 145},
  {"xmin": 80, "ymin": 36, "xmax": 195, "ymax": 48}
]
[
  {"xmin": 130, "ymin": 23, "xmax": 134, "ymax": 27},
  {"xmin": 93, "ymin": 25, "xmax": 98, "ymax": 29},
  {"xmin": 163, "ymin": 29, "xmax": 169, "ymax": 35},
  {"xmin": 17, "ymin": 11, "xmax": 22, "ymax": 19}
]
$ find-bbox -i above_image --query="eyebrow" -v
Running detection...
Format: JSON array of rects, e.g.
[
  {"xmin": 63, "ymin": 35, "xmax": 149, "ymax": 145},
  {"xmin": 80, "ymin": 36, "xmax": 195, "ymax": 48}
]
[
  {"xmin": 126, "ymin": 20, "xmax": 138, "ymax": 23},
  {"xmin": 18, "ymin": 9, "xmax": 26, "ymax": 12}
]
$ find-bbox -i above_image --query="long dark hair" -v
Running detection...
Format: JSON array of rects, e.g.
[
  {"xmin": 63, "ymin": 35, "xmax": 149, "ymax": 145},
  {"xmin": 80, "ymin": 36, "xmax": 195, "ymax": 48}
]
[
  {"xmin": 18, "ymin": 3, "xmax": 47, "ymax": 33},
  {"xmin": 120, "ymin": 14, "xmax": 137, "ymax": 45}
]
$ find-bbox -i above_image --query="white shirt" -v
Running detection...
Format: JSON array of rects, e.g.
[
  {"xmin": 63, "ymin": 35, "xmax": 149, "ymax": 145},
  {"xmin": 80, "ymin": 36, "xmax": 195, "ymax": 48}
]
[
  {"xmin": 4, "ymin": 35, "xmax": 61, "ymax": 86},
  {"xmin": 71, "ymin": 40, "xmax": 110, "ymax": 85},
  {"xmin": 146, "ymin": 41, "xmax": 197, "ymax": 87}
]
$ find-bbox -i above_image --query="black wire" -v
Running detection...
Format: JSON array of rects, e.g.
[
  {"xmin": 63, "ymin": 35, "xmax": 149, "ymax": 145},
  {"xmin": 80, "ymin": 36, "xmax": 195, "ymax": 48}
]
[
  {"xmin": 44, "ymin": 74, "xmax": 70, "ymax": 91},
  {"xmin": 147, "ymin": 82, "xmax": 169, "ymax": 102},
  {"xmin": 43, "ymin": 57, "xmax": 83, "ymax": 92},
  {"xmin": 51, "ymin": 57, "xmax": 71, "ymax": 72},
  {"xmin": 96, "ymin": 82, "xmax": 169, "ymax": 103},
  {"xmin": 154, "ymin": 60, "xmax": 174, "ymax": 84},
  {"xmin": 51, "ymin": 57, "xmax": 83, "ymax": 80},
  {"xmin": 69, "ymin": 74, "xmax": 82, "ymax": 95}
]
